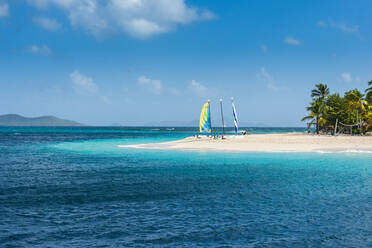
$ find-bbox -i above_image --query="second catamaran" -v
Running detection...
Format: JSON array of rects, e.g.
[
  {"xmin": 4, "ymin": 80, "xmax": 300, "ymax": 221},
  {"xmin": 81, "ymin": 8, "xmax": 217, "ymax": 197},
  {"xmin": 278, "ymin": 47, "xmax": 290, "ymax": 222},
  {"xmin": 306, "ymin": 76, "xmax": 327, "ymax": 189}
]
[{"xmin": 231, "ymin": 98, "xmax": 239, "ymax": 134}]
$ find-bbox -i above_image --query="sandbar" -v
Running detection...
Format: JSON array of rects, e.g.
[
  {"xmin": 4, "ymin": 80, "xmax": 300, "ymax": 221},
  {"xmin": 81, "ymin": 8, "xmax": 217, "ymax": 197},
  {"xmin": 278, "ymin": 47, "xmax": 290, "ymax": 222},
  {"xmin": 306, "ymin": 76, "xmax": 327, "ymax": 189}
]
[{"xmin": 118, "ymin": 133, "xmax": 372, "ymax": 153}]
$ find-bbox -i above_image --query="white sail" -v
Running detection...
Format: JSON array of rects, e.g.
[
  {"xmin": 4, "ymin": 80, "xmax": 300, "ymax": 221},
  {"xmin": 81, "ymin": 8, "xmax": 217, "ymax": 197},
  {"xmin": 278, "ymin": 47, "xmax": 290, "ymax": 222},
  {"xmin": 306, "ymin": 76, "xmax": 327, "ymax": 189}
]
[{"xmin": 231, "ymin": 98, "xmax": 238, "ymax": 134}]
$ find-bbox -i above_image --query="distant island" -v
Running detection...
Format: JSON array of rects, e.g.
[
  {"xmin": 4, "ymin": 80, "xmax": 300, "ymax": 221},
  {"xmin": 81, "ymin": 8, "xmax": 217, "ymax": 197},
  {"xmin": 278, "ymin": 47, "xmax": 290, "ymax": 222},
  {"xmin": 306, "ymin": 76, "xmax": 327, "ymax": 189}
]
[{"xmin": 0, "ymin": 114, "xmax": 84, "ymax": 126}]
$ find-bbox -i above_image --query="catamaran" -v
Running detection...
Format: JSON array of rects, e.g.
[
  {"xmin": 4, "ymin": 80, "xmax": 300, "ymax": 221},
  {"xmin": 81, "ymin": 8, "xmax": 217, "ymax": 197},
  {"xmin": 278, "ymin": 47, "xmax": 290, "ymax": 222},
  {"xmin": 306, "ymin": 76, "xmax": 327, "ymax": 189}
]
[
  {"xmin": 199, "ymin": 98, "xmax": 241, "ymax": 136},
  {"xmin": 199, "ymin": 100, "xmax": 212, "ymax": 133},
  {"xmin": 231, "ymin": 97, "xmax": 239, "ymax": 134}
]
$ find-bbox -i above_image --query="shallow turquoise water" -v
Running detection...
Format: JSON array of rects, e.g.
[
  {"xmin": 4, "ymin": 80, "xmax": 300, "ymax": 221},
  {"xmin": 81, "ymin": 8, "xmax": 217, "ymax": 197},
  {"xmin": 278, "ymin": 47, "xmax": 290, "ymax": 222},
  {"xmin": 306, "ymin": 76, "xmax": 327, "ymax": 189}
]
[{"xmin": 0, "ymin": 127, "xmax": 371, "ymax": 247}]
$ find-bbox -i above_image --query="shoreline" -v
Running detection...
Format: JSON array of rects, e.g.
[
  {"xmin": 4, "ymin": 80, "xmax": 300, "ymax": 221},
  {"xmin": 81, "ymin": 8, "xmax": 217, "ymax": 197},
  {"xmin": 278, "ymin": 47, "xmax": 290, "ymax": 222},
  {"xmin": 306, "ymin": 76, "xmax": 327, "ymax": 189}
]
[{"xmin": 118, "ymin": 133, "xmax": 372, "ymax": 154}]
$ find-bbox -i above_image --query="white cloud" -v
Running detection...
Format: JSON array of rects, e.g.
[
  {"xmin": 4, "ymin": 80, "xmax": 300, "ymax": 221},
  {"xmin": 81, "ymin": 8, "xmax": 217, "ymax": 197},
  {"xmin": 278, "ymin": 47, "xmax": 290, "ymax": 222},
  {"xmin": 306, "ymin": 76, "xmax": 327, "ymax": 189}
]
[
  {"xmin": 337, "ymin": 23, "xmax": 359, "ymax": 33},
  {"xmin": 33, "ymin": 16, "xmax": 61, "ymax": 31},
  {"xmin": 341, "ymin": 72, "xmax": 352, "ymax": 82},
  {"xmin": 26, "ymin": 0, "xmax": 215, "ymax": 39},
  {"xmin": 123, "ymin": 18, "xmax": 168, "ymax": 38},
  {"xmin": 256, "ymin": 67, "xmax": 273, "ymax": 82},
  {"xmin": 137, "ymin": 76, "xmax": 162, "ymax": 94},
  {"xmin": 284, "ymin": 36, "xmax": 301, "ymax": 46},
  {"xmin": 266, "ymin": 83, "xmax": 279, "ymax": 91},
  {"xmin": 28, "ymin": 45, "xmax": 53, "ymax": 56},
  {"xmin": 317, "ymin": 20, "xmax": 359, "ymax": 33},
  {"xmin": 0, "ymin": 2, "xmax": 9, "ymax": 18},
  {"xmin": 188, "ymin": 79, "xmax": 208, "ymax": 97},
  {"xmin": 317, "ymin": 21, "xmax": 327, "ymax": 28},
  {"xmin": 256, "ymin": 67, "xmax": 279, "ymax": 91},
  {"xmin": 70, "ymin": 70, "xmax": 98, "ymax": 96}
]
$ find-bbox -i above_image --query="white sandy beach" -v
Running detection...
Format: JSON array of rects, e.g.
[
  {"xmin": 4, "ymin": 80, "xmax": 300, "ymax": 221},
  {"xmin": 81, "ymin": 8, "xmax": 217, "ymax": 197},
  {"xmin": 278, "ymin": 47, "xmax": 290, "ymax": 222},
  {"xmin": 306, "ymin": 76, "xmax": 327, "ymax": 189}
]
[{"xmin": 118, "ymin": 133, "xmax": 372, "ymax": 153}]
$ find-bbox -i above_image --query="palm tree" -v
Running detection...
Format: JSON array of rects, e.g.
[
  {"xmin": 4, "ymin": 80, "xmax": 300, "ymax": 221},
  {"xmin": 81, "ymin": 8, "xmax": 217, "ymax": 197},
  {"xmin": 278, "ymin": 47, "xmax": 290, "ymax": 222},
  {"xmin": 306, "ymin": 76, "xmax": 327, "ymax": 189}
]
[
  {"xmin": 364, "ymin": 111, "xmax": 372, "ymax": 131},
  {"xmin": 365, "ymin": 79, "xmax": 372, "ymax": 102},
  {"xmin": 302, "ymin": 99, "xmax": 326, "ymax": 134},
  {"xmin": 304, "ymin": 83, "xmax": 329, "ymax": 134},
  {"xmin": 366, "ymin": 80, "xmax": 372, "ymax": 131},
  {"xmin": 345, "ymin": 90, "xmax": 367, "ymax": 114},
  {"xmin": 311, "ymin": 83, "xmax": 330, "ymax": 100},
  {"xmin": 345, "ymin": 89, "xmax": 368, "ymax": 133}
]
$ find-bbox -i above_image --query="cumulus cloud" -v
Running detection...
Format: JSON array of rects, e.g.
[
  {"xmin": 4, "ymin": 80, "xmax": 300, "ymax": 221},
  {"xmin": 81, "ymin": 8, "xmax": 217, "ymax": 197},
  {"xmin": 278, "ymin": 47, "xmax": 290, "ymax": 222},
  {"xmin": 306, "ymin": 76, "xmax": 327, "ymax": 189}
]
[
  {"xmin": 0, "ymin": 2, "xmax": 9, "ymax": 18},
  {"xmin": 27, "ymin": 45, "xmax": 53, "ymax": 56},
  {"xmin": 123, "ymin": 18, "xmax": 168, "ymax": 38},
  {"xmin": 188, "ymin": 79, "xmax": 208, "ymax": 97},
  {"xmin": 284, "ymin": 36, "xmax": 301, "ymax": 46},
  {"xmin": 70, "ymin": 69, "xmax": 98, "ymax": 96},
  {"xmin": 256, "ymin": 67, "xmax": 279, "ymax": 91},
  {"xmin": 318, "ymin": 20, "xmax": 359, "ymax": 33},
  {"xmin": 26, "ymin": 0, "xmax": 215, "ymax": 39},
  {"xmin": 341, "ymin": 72, "xmax": 352, "ymax": 82},
  {"xmin": 33, "ymin": 16, "xmax": 61, "ymax": 31},
  {"xmin": 137, "ymin": 76, "xmax": 162, "ymax": 94}
]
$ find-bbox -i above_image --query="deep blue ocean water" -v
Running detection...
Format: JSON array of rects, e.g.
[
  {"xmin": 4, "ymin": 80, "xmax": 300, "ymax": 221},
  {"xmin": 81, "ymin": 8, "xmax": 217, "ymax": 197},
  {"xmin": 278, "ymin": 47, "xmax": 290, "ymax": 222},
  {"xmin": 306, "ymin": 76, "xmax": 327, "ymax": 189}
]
[{"xmin": 0, "ymin": 127, "xmax": 371, "ymax": 247}]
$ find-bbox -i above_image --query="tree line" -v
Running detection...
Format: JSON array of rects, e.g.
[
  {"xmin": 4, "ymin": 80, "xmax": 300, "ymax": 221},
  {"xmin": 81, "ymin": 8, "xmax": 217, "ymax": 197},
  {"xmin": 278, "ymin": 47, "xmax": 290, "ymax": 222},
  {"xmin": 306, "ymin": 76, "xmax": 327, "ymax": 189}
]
[{"xmin": 302, "ymin": 80, "xmax": 372, "ymax": 134}]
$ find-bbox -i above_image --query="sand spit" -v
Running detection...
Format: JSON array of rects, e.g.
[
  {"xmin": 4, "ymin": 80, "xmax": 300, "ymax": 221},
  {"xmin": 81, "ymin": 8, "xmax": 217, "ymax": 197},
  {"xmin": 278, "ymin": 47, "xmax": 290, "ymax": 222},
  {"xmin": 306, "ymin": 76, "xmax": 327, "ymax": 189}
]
[{"xmin": 118, "ymin": 133, "xmax": 372, "ymax": 153}]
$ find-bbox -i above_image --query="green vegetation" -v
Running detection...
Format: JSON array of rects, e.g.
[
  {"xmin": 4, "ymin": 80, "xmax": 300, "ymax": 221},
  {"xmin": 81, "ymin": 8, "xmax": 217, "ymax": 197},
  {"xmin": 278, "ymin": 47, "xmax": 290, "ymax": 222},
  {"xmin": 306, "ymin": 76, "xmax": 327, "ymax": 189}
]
[{"xmin": 303, "ymin": 81, "xmax": 372, "ymax": 135}]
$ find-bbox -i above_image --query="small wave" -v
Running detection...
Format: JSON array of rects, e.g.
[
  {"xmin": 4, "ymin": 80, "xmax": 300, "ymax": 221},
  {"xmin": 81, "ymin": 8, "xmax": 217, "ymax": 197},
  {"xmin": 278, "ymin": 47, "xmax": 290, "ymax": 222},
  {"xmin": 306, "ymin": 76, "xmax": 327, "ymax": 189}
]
[
  {"xmin": 225, "ymin": 135, "xmax": 244, "ymax": 139},
  {"xmin": 342, "ymin": 149, "xmax": 372, "ymax": 154},
  {"xmin": 314, "ymin": 149, "xmax": 372, "ymax": 154}
]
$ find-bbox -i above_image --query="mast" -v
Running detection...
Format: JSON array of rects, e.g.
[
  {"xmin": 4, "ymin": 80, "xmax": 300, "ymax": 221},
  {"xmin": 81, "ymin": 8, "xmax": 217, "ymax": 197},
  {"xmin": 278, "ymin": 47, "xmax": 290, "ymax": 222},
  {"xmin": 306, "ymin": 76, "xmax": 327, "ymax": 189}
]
[
  {"xmin": 219, "ymin": 98, "xmax": 225, "ymax": 138},
  {"xmin": 208, "ymin": 100, "xmax": 212, "ymax": 134}
]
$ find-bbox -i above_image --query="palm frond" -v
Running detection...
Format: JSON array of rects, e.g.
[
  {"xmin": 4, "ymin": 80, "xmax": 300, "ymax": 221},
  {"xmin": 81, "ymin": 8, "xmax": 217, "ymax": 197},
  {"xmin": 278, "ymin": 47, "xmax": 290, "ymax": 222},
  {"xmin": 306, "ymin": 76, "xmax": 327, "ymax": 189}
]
[{"xmin": 301, "ymin": 115, "xmax": 314, "ymax": 121}]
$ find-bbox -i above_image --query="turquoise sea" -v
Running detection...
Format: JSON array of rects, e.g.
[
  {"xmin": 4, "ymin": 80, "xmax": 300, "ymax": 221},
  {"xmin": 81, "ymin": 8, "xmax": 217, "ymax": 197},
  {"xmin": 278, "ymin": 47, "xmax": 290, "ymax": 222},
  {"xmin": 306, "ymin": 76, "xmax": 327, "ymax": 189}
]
[{"xmin": 0, "ymin": 127, "xmax": 371, "ymax": 247}]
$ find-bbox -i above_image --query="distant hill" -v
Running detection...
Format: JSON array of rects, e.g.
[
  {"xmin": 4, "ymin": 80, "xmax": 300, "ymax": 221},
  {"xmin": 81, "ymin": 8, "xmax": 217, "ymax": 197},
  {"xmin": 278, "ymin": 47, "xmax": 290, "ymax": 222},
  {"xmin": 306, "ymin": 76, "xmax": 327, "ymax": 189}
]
[{"xmin": 0, "ymin": 114, "xmax": 84, "ymax": 126}]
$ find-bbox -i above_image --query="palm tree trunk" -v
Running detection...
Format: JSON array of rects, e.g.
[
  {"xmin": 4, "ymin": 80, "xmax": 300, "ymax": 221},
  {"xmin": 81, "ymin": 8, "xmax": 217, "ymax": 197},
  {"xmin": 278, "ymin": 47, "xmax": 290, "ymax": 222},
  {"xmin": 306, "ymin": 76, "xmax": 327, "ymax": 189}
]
[
  {"xmin": 316, "ymin": 116, "xmax": 319, "ymax": 134},
  {"xmin": 356, "ymin": 109, "xmax": 359, "ymax": 133}
]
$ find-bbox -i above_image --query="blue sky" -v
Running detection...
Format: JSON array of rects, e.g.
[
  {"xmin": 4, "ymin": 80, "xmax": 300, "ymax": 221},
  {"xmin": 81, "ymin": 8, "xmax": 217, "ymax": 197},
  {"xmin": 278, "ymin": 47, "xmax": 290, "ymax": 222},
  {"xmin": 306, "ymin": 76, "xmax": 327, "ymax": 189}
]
[{"xmin": 1, "ymin": 0, "xmax": 371, "ymax": 126}]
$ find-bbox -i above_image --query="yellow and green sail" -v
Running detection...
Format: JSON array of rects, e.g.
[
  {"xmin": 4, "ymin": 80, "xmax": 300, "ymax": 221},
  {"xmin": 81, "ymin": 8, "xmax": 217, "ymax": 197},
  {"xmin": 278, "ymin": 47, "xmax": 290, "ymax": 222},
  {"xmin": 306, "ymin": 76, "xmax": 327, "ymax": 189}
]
[{"xmin": 199, "ymin": 101, "xmax": 212, "ymax": 133}]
